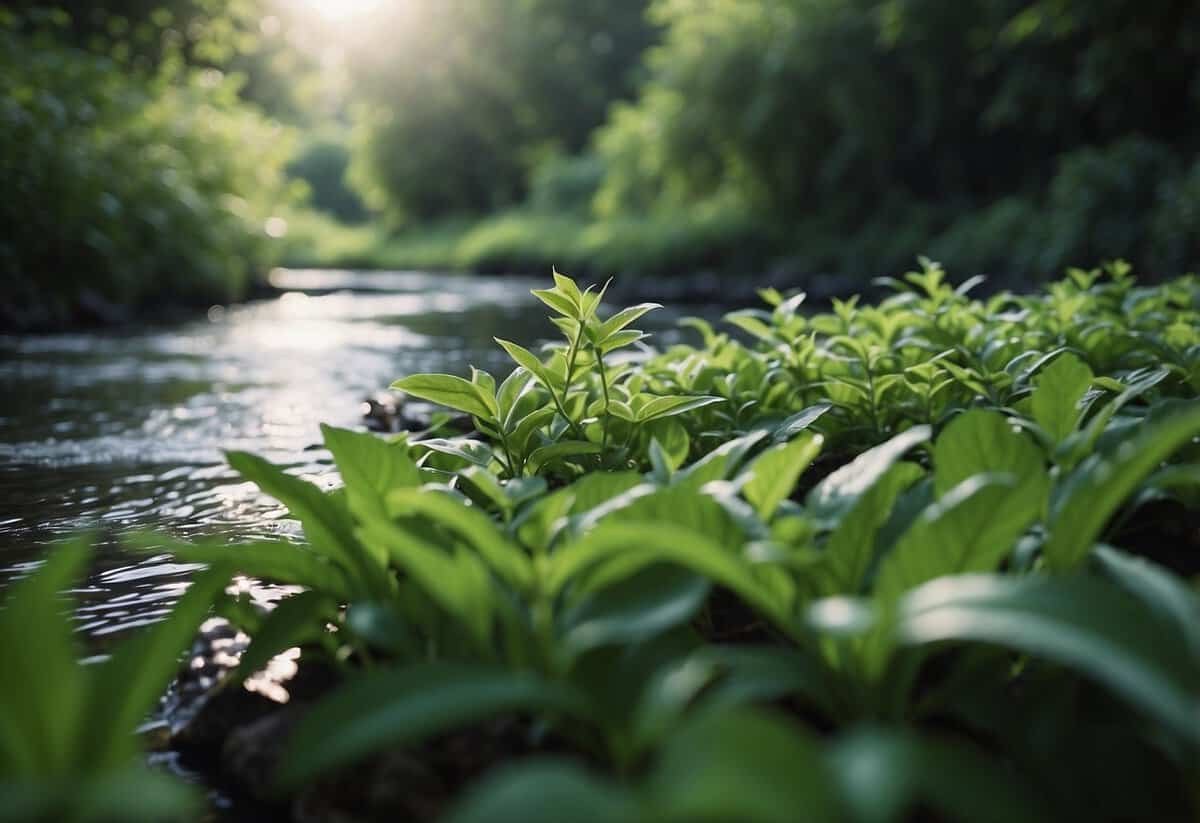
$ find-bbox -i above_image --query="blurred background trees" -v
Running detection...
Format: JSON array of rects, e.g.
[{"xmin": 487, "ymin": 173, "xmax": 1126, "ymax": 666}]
[{"xmin": 3, "ymin": 0, "xmax": 1199, "ymax": 327}]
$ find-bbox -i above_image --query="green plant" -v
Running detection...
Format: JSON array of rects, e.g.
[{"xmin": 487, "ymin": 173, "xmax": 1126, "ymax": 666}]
[
  {"xmin": 394, "ymin": 271, "xmax": 720, "ymax": 481},
  {"xmin": 112, "ymin": 267, "xmax": 1200, "ymax": 821},
  {"xmin": 0, "ymin": 538, "xmax": 230, "ymax": 823}
]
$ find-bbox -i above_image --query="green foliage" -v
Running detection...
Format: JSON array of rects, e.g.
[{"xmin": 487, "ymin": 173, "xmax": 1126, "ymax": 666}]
[
  {"xmin": 25, "ymin": 267, "xmax": 1200, "ymax": 819},
  {"xmin": 581, "ymin": 0, "xmax": 1200, "ymax": 279},
  {"xmin": 0, "ymin": 538, "xmax": 229, "ymax": 822},
  {"xmin": 345, "ymin": 0, "xmax": 655, "ymax": 223},
  {"xmin": 0, "ymin": 13, "xmax": 294, "ymax": 328}
]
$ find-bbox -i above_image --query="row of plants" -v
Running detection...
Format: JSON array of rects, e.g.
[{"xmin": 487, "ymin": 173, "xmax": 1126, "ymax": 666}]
[{"xmin": 3, "ymin": 265, "xmax": 1199, "ymax": 821}]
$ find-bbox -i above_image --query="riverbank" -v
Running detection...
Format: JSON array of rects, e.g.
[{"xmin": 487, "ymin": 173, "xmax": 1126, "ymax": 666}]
[{"xmin": 279, "ymin": 207, "xmax": 781, "ymax": 282}]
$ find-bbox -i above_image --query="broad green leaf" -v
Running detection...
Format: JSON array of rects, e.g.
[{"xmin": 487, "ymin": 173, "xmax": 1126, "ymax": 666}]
[
  {"xmin": 1030, "ymin": 353, "xmax": 1092, "ymax": 444},
  {"xmin": 599, "ymin": 329, "xmax": 648, "ymax": 354},
  {"xmin": 898, "ymin": 574, "xmax": 1200, "ymax": 746},
  {"xmin": 743, "ymin": 432, "xmax": 824, "ymax": 520},
  {"xmin": 447, "ymin": 759, "xmax": 640, "ymax": 823},
  {"xmin": 1044, "ymin": 402, "xmax": 1200, "ymax": 570},
  {"xmin": 551, "ymin": 270, "xmax": 583, "ymax": 305},
  {"xmin": 673, "ymin": 431, "xmax": 768, "ymax": 491},
  {"xmin": 457, "ymin": 464, "xmax": 510, "ymax": 512},
  {"xmin": 496, "ymin": 367, "xmax": 534, "ymax": 425},
  {"xmin": 563, "ymin": 471, "xmax": 645, "ymax": 515},
  {"xmin": 357, "ymin": 517, "xmax": 492, "ymax": 645},
  {"xmin": 772, "ymin": 403, "xmax": 832, "ymax": 443},
  {"xmin": 874, "ymin": 474, "xmax": 1043, "ymax": 603},
  {"xmin": 645, "ymin": 418, "xmax": 690, "ymax": 471},
  {"xmin": 581, "ymin": 484, "xmax": 745, "ymax": 550},
  {"xmin": 84, "ymin": 565, "xmax": 232, "ymax": 770},
  {"xmin": 636, "ymin": 395, "xmax": 724, "ymax": 423},
  {"xmin": 723, "ymin": 310, "xmax": 776, "ymax": 342},
  {"xmin": 806, "ymin": 426, "xmax": 931, "ymax": 527},
  {"xmin": 560, "ymin": 565, "xmax": 710, "ymax": 657},
  {"xmin": 821, "ymin": 462, "xmax": 926, "ymax": 594},
  {"xmin": 415, "ymin": 437, "xmax": 494, "ymax": 468},
  {"xmin": 599, "ymin": 302, "xmax": 661, "ymax": 340},
  {"xmin": 386, "ymin": 488, "xmax": 534, "ymax": 591},
  {"xmin": 1056, "ymin": 367, "xmax": 1169, "ymax": 466},
  {"xmin": 509, "ymin": 406, "xmax": 557, "ymax": 453},
  {"xmin": 647, "ymin": 708, "xmax": 842, "ymax": 823},
  {"xmin": 276, "ymin": 664, "xmax": 588, "ymax": 788},
  {"xmin": 391, "ymin": 373, "xmax": 497, "ymax": 421},
  {"xmin": 226, "ymin": 451, "xmax": 384, "ymax": 598},
  {"xmin": 548, "ymin": 522, "xmax": 793, "ymax": 633},
  {"xmin": 0, "ymin": 538, "xmax": 91, "ymax": 773},
  {"xmin": 321, "ymin": 424, "xmax": 421, "ymax": 521},
  {"xmin": 527, "ymin": 441, "xmax": 604, "ymax": 474},
  {"xmin": 494, "ymin": 338, "xmax": 554, "ymax": 389},
  {"xmin": 933, "ymin": 409, "xmax": 1044, "ymax": 497},
  {"xmin": 532, "ymin": 287, "xmax": 580, "ymax": 319}
]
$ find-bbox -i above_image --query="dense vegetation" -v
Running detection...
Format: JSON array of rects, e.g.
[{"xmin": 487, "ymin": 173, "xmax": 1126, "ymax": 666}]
[
  {"xmin": 8, "ymin": 0, "xmax": 1200, "ymax": 320},
  {"xmin": 6, "ymin": 267, "xmax": 1198, "ymax": 821},
  {"xmin": 0, "ymin": 8, "xmax": 294, "ymax": 329},
  {"xmin": 294, "ymin": 0, "xmax": 1200, "ymax": 281}
]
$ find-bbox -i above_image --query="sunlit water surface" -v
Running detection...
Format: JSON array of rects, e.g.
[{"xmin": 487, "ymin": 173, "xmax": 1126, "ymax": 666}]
[{"xmin": 0, "ymin": 270, "xmax": 710, "ymax": 642}]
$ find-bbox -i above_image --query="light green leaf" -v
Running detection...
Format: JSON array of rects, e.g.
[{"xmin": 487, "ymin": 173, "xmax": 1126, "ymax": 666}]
[
  {"xmin": 386, "ymin": 488, "xmax": 534, "ymax": 591},
  {"xmin": 1030, "ymin": 353, "xmax": 1093, "ymax": 444},
  {"xmin": 600, "ymin": 302, "xmax": 661, "ymax": 340},
  {"xmin": 933, "ymin": 410, "xmax": 1044, "ymax": 498},
  {"xmin": 391, "ymin": 373, "xmax": 497, "ymax": 421},
  {"xmin": 821, "ymin": 462, "xmax": 926, "ymax": 594},
  {"xmin": 548, "ymin": 522, "xmax": 793, "ymax": 634},
  {"xmin": 1093, "ymin": 545, "xmax": 1200, "ymax": 660},
  {"xmin": 552, "ymin": 270, "xmax": 583, "ymax": 305},
  {"xmin": 806, "ymin": 426, "xmax": 931, "ymax": 527},
  {"xmin": 321, "ymin": 424, "xmax": 421, "ymax": 521},
  {"xmin": 772, "ymin": 403, "xmax": 832, "ymax": 443},
  {"xmin": 532, "ymin": 287, "xmax": 580, "ymax": 319},
  {"xmin": 875, "ymin": 474, "xmax": 1043, "ymax": 603},
  {"xmin": 743, "ymin": 433, "xmax": 824, "ymax": 520},
  {"xmin": 226, "ymin": 451, "xmax": 384, "ymax": 597},
  {"xmin": 636, "ymin": 395, "xmax": 724, "ymax": 423}
]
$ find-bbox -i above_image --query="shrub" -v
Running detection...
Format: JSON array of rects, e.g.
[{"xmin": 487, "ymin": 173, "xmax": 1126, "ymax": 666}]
[{"xmin": 0, "ymin": 22, "xmax": 294, "ymax": 328}]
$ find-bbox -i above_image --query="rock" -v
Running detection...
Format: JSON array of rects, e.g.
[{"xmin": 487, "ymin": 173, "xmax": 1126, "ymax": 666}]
[{"xmin": 361, "ymin": 392, "xmax": 474, "ymax": 435}]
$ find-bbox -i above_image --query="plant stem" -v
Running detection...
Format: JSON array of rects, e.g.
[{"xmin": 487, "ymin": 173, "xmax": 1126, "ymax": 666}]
[{"xmin": 597, "ymin": 350, "xmax": 611, "ymax": 451}]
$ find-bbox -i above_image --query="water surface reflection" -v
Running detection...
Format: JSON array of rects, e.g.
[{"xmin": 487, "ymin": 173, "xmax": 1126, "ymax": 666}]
[{"xmin": 0, "ymin": 270, "xmax": 708, "ymax": 639}]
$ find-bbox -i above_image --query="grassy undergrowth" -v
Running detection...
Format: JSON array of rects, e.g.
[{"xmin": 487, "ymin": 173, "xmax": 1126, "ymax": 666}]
[
  {"xmin": 5, "ymin": 262, "xmax": 1200, "ymax": 822},
  {"xmin": 279, "ymin": 207, "xmax": 775, "ymax": 278}
]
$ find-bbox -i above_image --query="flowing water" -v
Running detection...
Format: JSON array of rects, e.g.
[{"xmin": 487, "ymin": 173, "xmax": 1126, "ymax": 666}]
[{"xmin": 0, "ymin": 270, "xmax": 708, "ymax": 640}]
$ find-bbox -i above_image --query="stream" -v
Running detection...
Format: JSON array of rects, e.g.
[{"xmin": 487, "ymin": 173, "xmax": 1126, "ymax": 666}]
[{"xmin": 0, "ymin": 269, "xmax": 709, "ymax": 641}]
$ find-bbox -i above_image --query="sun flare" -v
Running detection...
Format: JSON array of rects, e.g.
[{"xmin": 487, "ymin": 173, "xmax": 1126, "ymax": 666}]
[{"xmin": 302, "ymin": 0, "xmax": 385, "ymax": 22}]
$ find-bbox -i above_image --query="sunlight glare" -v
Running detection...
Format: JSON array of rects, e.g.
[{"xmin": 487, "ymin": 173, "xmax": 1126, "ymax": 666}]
[{"xmin": 303, "ymin": 0, "xmax": 384, "ymax": 22}]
